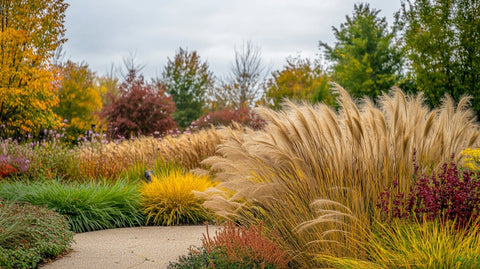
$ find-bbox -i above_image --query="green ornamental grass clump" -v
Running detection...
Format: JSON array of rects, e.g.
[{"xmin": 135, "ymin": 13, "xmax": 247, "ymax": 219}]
[
  {"xmin": 0, "ymin": 180, "xmax": 144, "ymax": 233},
  {"xmin": 0, "ymin": 199, "xmax": 74, "ymax": 269}
]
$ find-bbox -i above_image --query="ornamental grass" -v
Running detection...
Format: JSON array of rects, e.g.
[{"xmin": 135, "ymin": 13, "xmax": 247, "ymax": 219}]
[
  {"xmin": 0, "ymin": 180, "xmax": 143, "ymax": 233},
  {"xmin": 79, "ymin": 128, "xmax": 225, "ymax": 180},
  {"xmin": 197, "ymin": 84, "xmax": 480, "ymax": 267},
  {"xmin": 140, "ymin": 170, "xmax": 216, "ymax": 226}
]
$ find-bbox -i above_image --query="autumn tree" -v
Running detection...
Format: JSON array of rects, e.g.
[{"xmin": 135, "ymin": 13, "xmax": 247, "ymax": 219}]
[
  {"xmin": 55, "ymin": 60, "xmax": 102, "ymax": 141},
  {"xmin": 213, "ymin": 41, "xmax": 267, "ymax": 109},
  {"xmin": 160, "ymin": 48, "xmax": 214, "ymax": 128},
  {"xmin": 265, "ymin": 56, "xmax": 334, "ymax": 109},
  {"xmin": 101, "ymin": 68, "xmax": 176, "ymax": 139},
  {"xmin": 397, "ymin": 0, "xmax": 480, "ymax": 116},
  {"xmin": 0, "ymin": 0, "xmax": 68, "ymax": 138},
  {"xmin": 320, "ymin": 3, "xmax": 403, "ymax": 100},
  {"xmin": 95, "ymin": 65, "xmax": 119, "ymax": 107}
]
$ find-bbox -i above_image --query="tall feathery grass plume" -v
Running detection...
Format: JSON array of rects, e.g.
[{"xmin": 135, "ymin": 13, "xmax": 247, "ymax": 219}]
[{"xmin": 196, "ymin": 84, "xmax": 480, "ymax": 267}]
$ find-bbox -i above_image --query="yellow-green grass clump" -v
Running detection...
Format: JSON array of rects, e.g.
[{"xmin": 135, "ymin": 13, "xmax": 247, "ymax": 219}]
[
  {"xmin": 319, "ymin": 219, "xmax": 480, "ymax": 269},
  {"xmin": 198, "ymin": 84, "xmax": 480, "ymax": 267},
  {"xmin": 140, "ymin": 170, "xmax": 216, "ymax": 226}
]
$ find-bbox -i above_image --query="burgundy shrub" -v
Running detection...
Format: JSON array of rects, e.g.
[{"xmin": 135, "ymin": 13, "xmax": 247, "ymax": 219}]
[
  {"xmin": 378, "ymin": 153, "xmax": 480, "ymax": 228},
  {"xmin": 100, "ymin": 69, "xmax": 177, "ymax": 139},
  {"xmin": 191, "ymin": 107, "xmax": 265, "ymax": 131}
]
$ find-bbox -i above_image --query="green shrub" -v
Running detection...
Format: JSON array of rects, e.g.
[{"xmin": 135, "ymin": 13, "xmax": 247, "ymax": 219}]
[
  {"xmin": 168, "ymin": 247, "xmax": 212, "ymax": 269},
  {"xmin": 0, "ymin": 199, "xmax": 74, "ymax": 269},
  {"xmin": 0, "ymin": 180, "xmax": 144, "ymax": 232}
]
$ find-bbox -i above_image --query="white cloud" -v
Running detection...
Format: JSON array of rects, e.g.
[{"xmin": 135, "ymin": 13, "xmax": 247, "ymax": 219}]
[{"xmin": 63, "ymin": 0, "xmax": 401, "ymax": 79}]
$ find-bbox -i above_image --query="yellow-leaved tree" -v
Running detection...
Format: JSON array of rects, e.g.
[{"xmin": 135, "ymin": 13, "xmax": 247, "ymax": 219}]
[
  {"xmin": 55, "ymin": 60, "xmax": 103, "ymax": 142},
  {"xmin": 265, "ymin": 56, "xmax": 335, "ymax": 109},
  {"xmin": 0, "ymin": 0, "xmax": 68, "ymax": 138}
]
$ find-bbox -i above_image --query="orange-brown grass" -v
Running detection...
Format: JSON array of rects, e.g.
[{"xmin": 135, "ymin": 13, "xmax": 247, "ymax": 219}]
[
  {"xmin": 78, "ymin": 128, "xmax": 226, "ymax": 180},
  {"xmin": 202, "ymin": 221, "xmax": 291, "ymax": 268},
  {"xmin": 197, "ymin": 85, "xmax": 480, "ymax": 267}
]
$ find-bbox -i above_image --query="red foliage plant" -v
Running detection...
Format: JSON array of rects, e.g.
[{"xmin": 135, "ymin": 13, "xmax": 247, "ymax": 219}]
[
  {"xmin": 0, "ymin": 163, "xmax": 18, "ymax": 178},
  {"xmin": 191, "ymin": 107, "xmax": 265, "ymax": 131},
  {"xmin": 100, "ymin": 69, "xmax": 177, "ymax": 139},
  {"xmin": 202, "ymin": 221, "xmax": 290, "ymax": 268},
  {"xmin": 378, "ymin": 152, "xmax": 480, "ymax": 228}
]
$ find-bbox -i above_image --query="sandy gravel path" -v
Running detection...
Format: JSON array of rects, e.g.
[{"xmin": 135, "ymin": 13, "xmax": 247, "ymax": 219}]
[{"xmin": 41, "ymin": 225, "xmax": 218, "ymax": 269}]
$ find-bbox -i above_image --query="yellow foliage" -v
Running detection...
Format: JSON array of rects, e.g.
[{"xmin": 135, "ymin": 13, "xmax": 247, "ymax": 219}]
[
  {"xmin": 461, "ymin": 148, "xmax": 480, "ymax": 171},
  {"xmin": 265, "ymin": 56, "xmax": 334, "ymax": 109},
  {"xmin": 140, "ymin": 170, "xmax": 216, "ymax": 225},
  {"xmin": 56, "ymin": 60, "xmax": 103, "ymax": 139},
  {"xmin": 0, "ymin": 0, "xmax": 68, "ymax": 137},
  {"xmin": 319, "ymin": 219, "xmax": 480, "ymax": 269}
]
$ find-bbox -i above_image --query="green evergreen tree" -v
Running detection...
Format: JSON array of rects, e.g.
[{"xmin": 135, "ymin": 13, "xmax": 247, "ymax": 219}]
[
  {"xmin": 397, "ymin": 0, "xmax": 480, "ymax": 117},
  {"xmin": 320, "ymin": 3, "xmax": 403, "ymax": 100},
  {"xmin": 160, "ymin": 48, "xmax": 214, "ymax": 129}
]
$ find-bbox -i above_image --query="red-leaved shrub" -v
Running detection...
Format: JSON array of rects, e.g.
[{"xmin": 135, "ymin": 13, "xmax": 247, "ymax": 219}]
[
  {"xmin": 202, "ymin": 221, "xmax": 290, "ymax": 268},
  {"xmin": 100, "ymin": 69, "xmax": 177, "ymax": 139},
  {"xmin": 0, "ymin": 163, "xmax": 18, "ymax": 178},
  {"xmin": 191, "ymin": 107, "xmax": 265, "ymax": 131},
  {"xmin": 378, "ymin": 153, "xmax": 480, "ymax": 228}
]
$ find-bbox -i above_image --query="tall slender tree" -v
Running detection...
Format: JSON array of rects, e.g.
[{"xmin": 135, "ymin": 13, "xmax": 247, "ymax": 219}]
[
  {"xmin": 160, "ymin": 48, "xmax": 214, "ymax": 128},
  {"xmin": 320, "ymin": 3, "xmax": 403, "ymax": 100},
  {"xmin": 212, "ymin": 41, "xmax": 267, "ymax": 109}
]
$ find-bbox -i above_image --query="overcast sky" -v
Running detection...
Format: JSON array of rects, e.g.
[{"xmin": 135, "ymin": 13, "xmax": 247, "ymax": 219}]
[{"xmin": 62, "ymin": 0, "xmax": 401, "ymax": 80}]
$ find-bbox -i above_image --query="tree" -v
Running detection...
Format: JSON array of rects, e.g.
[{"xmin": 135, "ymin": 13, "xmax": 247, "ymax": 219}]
[
  {"xmin": 265, "ymin": 56, "xmax": 335, "ymax": 109},
  {"xmin": 397, "ymin": 0, "xmax": 480, "ymax": 116},
  {"xmin": 101, "ymin": 68, "xmax": 177, "ymax": 139},
  {"xmin": 0, "ymin": 0, "xmax": 68, "ymax": 138},
  {"xmin": 320, "ymin": 3, "xmax": 403, "ymax": 100},
  {"xmin": 95, "ymin": 65, "xmax": 119, "ymax": 107},
  {"xmin": 160, "ymin": 47, "xmax": 214, "ymax": 129},
  {"xmin": 212, "ymin": 41, "xmax": 267, "ymax": 109},
  {"xmin": 55, "ymin": 60, "xmax": 102, "ymax": 141}
]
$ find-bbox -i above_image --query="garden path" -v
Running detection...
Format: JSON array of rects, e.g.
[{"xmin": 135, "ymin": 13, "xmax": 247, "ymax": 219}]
[{"xmin": 41, "ymin": 225, "xmax": 219, "ymax": 269}]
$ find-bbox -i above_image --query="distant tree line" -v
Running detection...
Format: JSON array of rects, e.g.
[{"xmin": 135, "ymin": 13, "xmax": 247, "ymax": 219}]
[{"xmin": 1, "ymin": 0, "xmax": 480, "ymax": 141}]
